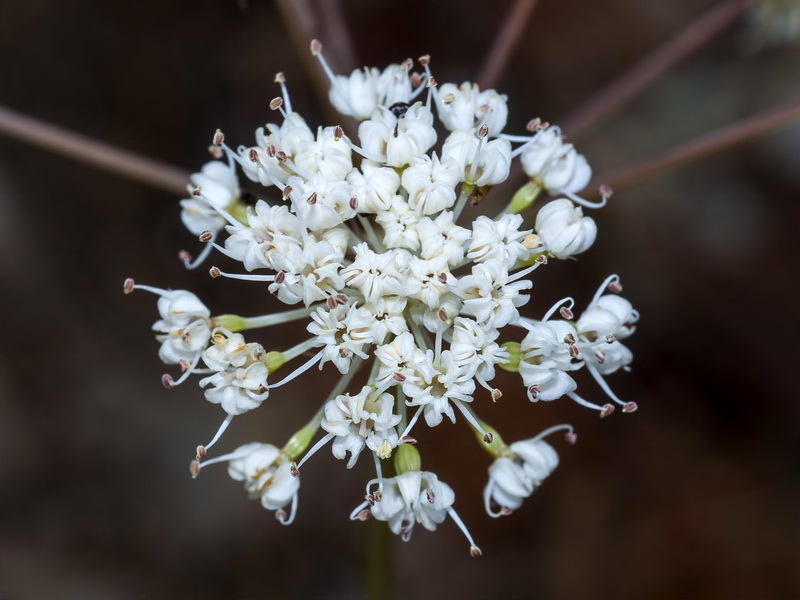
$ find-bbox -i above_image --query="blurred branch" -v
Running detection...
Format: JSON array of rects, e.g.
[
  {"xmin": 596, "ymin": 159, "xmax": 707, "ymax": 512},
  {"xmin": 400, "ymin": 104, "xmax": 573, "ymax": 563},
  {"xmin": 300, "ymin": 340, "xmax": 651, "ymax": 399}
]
[
  {"xmin": 561, "ymin": 0, "xmax": 756, "ymax": 138},
  {"xmin": 595, "ymin": 99, "xmax": 800, "ymax": 191},
  {"xmin": 477, "ymin": 0, "xmax": 540, "ymax": 90},
  {"xmin": 0, "ymin": 104, "xmax": 189, "ymax": 195}
]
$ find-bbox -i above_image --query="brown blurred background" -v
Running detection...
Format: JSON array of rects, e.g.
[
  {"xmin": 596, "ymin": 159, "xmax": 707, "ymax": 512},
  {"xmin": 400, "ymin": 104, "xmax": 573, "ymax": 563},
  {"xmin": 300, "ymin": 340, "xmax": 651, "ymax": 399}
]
[{"xmin": 1, "ymin": 0, "xmax": 799, "ymax": 598}]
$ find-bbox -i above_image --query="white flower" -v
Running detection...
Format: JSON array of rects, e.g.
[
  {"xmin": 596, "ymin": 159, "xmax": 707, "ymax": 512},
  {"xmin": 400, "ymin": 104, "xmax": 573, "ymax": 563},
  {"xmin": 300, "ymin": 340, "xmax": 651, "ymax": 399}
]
[
  {"xmin": 227, "ymin": 442, "xmax": 300, "ymax": 521},
  {"xmin": 402, "ymin": 154, "xmax": 461, "ymax": 215},
  {"xmin": 200, "ymin": 330, "xmax": 269, "ymax": 415},
  {"xmin": 375, "ymin": 196, "xmax": 421, "ymax": 250},
  {"xmin": 456, "ymin": 260, "xmax": 531, "ymax": 328},
  {"xmin": 364, "ymin": 471, "xmax": 456, "ymax": 538},
  {"xmin": 520, "ymin": 128, "xmax": 591, "ymax": 196},
  {"xmin": 484, "ymin": 437, "xmax": 559, "ymax": 516},
  {"xmin": 287, "ymin": 173, "xmax": 356, "ymax": 232},
  {"xmin": 359, "ymin": 103, "xmax": 437, "ymax": 168},
  {"xmin": 416, "ymin": 211, "xmax": 470, "ymax": 268},
  {"xmin": 321, "ymin": 385, "xmax": 401, "ymax": 467},
  {"xmin": 535, "ymin": 198, "xmax": 597, "ymax": 259},
  {"xmin": 441, "ymin": 130, "xmax": 511, "ymax": 186},
  {"xmin": 340, "ymin": 244, "xmax": 409, "ymax": 304},
  {"xmin": 223, "ymin": 201, "xmax": 303, "ymax": 272},
  {"xmin": 180, "ymin": 161, "xmax": 239, "ymax": 236},
  {"xmin": 518, "ymin": 320, "xmax": 581, "ymax": 402},
  {"xmin": 435, "ymin": 82, "xmax": 508, "ymax": 135},
  {"xmin": 449, "ymin": 317, "xmax": 507, "ymax": 382},
  {"xmin": 151, "ymin": 290, "xmax": 212, "ymax": 365},
  {"xmin": 347, "ymin": 160, "xmax": 401, "ymax": 214},
  {"xmin": 577, "ymin": 294, "xmax": 639, "ymax": 341},
  {"xmin": 403, "ymin": 349, "xmax": 476, "ymax": 427},
  {"xmin": 308, "ymin": 303, "xmax": 376, "ymax": 373},
  {"xmin": 467, "ymin": 214, "xmax": 533, "ymax": 268}
]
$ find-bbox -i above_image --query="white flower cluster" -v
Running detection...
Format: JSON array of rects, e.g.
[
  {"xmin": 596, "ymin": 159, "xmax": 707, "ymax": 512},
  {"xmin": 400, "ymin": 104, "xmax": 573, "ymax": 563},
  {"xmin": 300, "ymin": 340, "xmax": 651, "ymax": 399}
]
[{"xmin": 125, "ymin": 42, "xmax": 639, "ymax": 556}]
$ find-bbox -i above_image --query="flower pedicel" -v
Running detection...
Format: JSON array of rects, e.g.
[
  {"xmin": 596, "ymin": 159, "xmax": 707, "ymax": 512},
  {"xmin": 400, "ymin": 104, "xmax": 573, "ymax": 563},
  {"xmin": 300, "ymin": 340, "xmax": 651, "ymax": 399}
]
[{"xmin": 125, "ymin": 41, "xmax": 639, "ymax": 556}]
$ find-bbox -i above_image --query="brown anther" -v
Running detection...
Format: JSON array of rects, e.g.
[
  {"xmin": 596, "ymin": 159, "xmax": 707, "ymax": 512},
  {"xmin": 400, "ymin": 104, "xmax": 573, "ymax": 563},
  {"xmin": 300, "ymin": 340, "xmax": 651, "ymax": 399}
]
[
  {"xmin": 212, "ymin": 129, "xmax": 225, "ymax": 145},
  {"xmin": 563, "ymin": 333, "xmax": 576, "ymax": 345},
  {"xmin": 608, "ymin": 280, "xmax": 623, "ymax": 294},
  {"xmin": 442, "ymin": 92, "xmax": 455, "ymax": 104},
  {"xmin": 540, "ymin": 121, "xmax": 550, "ymax": 130},
  {"xmin": 209, "ymin": 266, "xmax": 221, "ymax": 278},
  {"xmin": 248, "ymin": 148, "xmax": 259, "ymax": 163},
  {"xmin": 623, "ymin": 402, "xmax": 638, "ymax": 413},
  {"xmin": 334, "ymin": 293, "xmax": 349, "ymax": 305},
  {"xmin": 212, "ymin": 332, "xmax": 226, "ymax": 345},
  {"xmin": 393, "ymin": 372, "xmax": 406, "ymax": 382},
  {"xmin": 418, "ymin": 54, "xmax": 430, "ymax": 66},
  {"xmin": 564, "ymin": 432, "xmax": 577, "ymax": 445},
  {"xmin": 365, "ymin": 493, "xmax": 376, "ymax": 506},
  {"xmin": 310, "ymin": 39, "xmax": 322, "ymax": 55},
  {"xmin": 600, "ymin": 404, "xmax": 615, "ymax": 418},
  {"xmin": 161, "ymin": 374, "xmax": 174, "ymax": 389},
  {"xmin": 192, "ymin": 186, "xmax": 202, "ymax": 196},
  {"xmin": 275, "ymin": 271, "xmax": 285, "ymax": 284},
  {"xmin": 276, "ymin": 151, "xmax": 288, "ymax": 162},
  {"xmin": 438, "ymin": 308, "xmax": 449, "ymax": 322},
  {"xmin": 438, "ymin": 272, "xmax": 448, "ymax": 283},
  {"xmin": 196, "ymin": 445, "xmax": 207, "ymax": 460},
  {"xmin": 559, "ymin": 306, "xmax": 574, "ymax": 320},
  {"xmin": 491, "ymin": 389, "xmax": 502, "ymax": 402},
  {"xmin": 306, "ymin": 192, "xmax": 317, "ymax": 205},
  {"xmin": 257, "ymin": 385, "xmax": 268, "ymax": 394},
  {"xmin": 207, "ymin": 145, "xmax": 224, "ymax": 159},
  {"xmin": 274, "ymin": 71, "xmax": 286, "ymax": 83},
  {"xmin": 426, "ymin": 76, "xmax": 437, "ymax": 88},
  {"xmin": 289, "ymin": 463, "xmax": 299, "ymax": 477},
  {"xmin": 410, "ymin": 72, "xmax": 422, "ymax": 86},
  {"xmin": 526, "ymin": 118, "xmax": 541, "ymax": 132},
  {"xmin": 569, "ymin": 345, "xmax": 580, "ymax": 359},
  {"xmin": 179, "ymin": 358, "xmax": 191, "ymax": 371},
  {"xmin": 327, "ymin": 296, "xmax": 338, "ymax": 310},
  {"xmin": 400, "ymin": 436, "xmax": 417, "ymax": 445},
  {"xmin": 349, "ymin": 196, "xmax": 358, "ymax": 211},
  {"xmin": 274, "ymin": 509, "xmax": 287, "ymax": 522},
  {"xmin": 400, "ymin": 58, "xmax": 413, "ymax": 71},
  {"xmin": 599, "ymin": 184, "xmax": 613, "ymax": 199},
  {"xmin": 334, "ymin": 125, "xmax": 344, "ymax": 141},
  {"xmin": 470, "ymin": 545, "xmax": 483, "ymax": 558},
  {"xmin": 528, "ymin": 384, "xmax": 541, "ymax": 400},
  {"xmin": 535, "ymin": 255, "xmax": 548, "ymax": 264},
  {"xmin": 483, "ymin": 432, "xmax": 494, "ymax": 444},
  {"xmin": 199, "ymin": 230, "xmax": 213, "ymax": 243},
  {"xmin": 356, "ymin": 509, "xmax": 372, "ymax": 521},
  {"xmin": 606, "ymin": 334, "xmax": 616, "ymax": 343},
  {"xmin": 189, "ymin": 460, "xmax": 201, "ymax": 479},
  {"xmin": 499, "ymin": 506, "xmax": 513, "ymax": 516},
  {"xmin": 476, "ymin": 124, "xmax": 489, "ymax": 139},
  {"xmin": 282, "ymin": 185, "xmax": 292, "ymax": 200},
  {"xmin": 178, "ymin": 250, "xmax": 193, "ymax": 263},
  {"xmin": 426, "ymin": 490, "xmax": 436, "ymax": 503},
  {"xmin": 594, "ymin": 351, "xmax": 606, "ymax": 364},
  {"xmin": 123, "ymin": 278, "xmax": 135, "ymax": 294},
  {"xmin": 339, "ymin": 348, "xmax": 350, "ymax": 358},
  {"xmin": 266, "ymin": 144, "xmax": 277, "ymax": 158}
]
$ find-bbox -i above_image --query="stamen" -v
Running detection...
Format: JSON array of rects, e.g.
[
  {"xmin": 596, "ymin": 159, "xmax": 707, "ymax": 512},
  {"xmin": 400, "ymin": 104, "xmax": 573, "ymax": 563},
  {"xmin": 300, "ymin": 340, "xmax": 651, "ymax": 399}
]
[
  {"xmin": 269, "ymin": 349, "xmax": 325, "ymax": 389},
  {"xmin": 541, "ymin": 297, "xmax": 575, "ymax": 323},
  {"xmin": 201, "ymin": 414, "xmax": 235, "ymax": 453},
  {"xmin": 445, "ymin": 506, "xmax": 480, "ymax": 557},
  {"xmin": 295, "ymin": 432, "xmax": 336, "ymax": 470},
  {"xmin": 274, "ymin": 72, "xmax": 293, "ymax": 114},
  {"xmin": 208, "ymin": 267, "xmax": 276, "ymax": 283},
  {"xmin": 590, "ymin": 274, "xmax": 621, "ymax": 306},
  {"xmin": 453, "ymin": 400, "xmax": 491, "ymax": 442},
  {"xmin": 566, "ymin": 391, "xmax": 613, "ymax": 415}
]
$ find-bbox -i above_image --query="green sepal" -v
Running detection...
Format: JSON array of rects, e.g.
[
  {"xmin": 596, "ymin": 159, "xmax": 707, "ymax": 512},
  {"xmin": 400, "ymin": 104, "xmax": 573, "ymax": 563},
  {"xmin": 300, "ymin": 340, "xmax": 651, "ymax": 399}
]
[{"xmin": 394, "ymin": 444, "xmax": 421, "ymax": 474}]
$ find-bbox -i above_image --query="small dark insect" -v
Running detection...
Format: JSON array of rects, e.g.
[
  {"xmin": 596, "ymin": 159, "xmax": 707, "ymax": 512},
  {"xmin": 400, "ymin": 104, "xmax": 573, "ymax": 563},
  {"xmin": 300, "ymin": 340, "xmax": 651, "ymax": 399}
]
[{"xmin": 388, "ymin": 101, "xmax": 410, "ymax": 119}]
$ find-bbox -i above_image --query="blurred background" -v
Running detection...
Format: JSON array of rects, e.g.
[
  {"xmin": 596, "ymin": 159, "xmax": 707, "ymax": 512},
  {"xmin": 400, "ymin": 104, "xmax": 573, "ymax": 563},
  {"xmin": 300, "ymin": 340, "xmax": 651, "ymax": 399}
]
[{"xmin": 1, "ymin": 0, "xmax": 799, "ymax": 598}]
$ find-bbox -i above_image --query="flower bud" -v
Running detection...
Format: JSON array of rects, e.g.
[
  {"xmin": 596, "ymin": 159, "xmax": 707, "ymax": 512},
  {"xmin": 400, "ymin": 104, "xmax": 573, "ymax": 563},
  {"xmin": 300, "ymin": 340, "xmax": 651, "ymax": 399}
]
[{"xmin": 535, "ymin": 199, "xmax": 597, "ymax": 259}]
